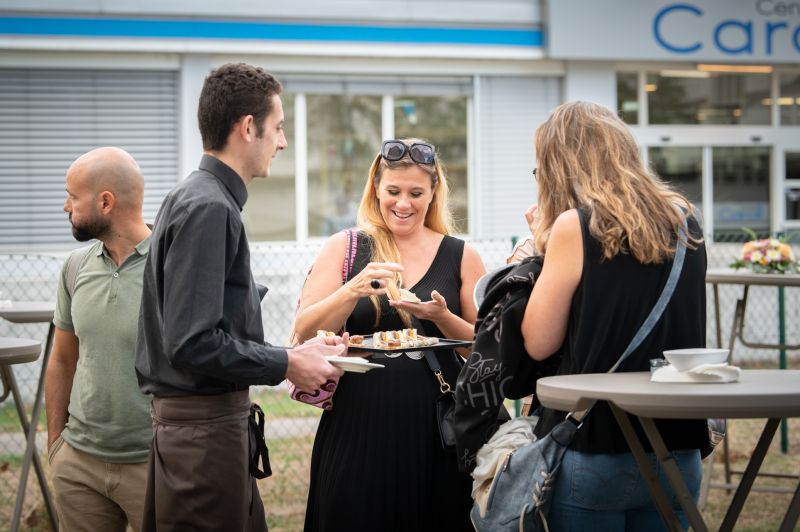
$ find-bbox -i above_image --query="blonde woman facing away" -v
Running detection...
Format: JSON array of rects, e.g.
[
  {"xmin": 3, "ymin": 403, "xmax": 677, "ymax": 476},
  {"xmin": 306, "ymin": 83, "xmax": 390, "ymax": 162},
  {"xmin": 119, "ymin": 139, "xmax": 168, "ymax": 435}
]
[
  {"xmin": 521, "ymin": 102, "xmax": 708, "ymax": 531},
  {"xmin": 294, "ymin": 138, "xmax": 486, "ymax": 531}
]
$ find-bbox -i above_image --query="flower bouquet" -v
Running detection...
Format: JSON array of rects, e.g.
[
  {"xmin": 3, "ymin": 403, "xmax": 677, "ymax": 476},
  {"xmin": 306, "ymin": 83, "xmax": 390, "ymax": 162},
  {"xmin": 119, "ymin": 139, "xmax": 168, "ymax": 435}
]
[{"xmin": 729, "ymin": 228, "xmax": 799, "ymax": 274}]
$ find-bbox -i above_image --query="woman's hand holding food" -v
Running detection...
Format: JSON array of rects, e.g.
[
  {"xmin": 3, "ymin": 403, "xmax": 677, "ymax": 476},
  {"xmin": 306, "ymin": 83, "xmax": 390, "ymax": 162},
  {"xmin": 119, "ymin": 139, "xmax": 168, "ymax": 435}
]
[
  {"xmin": 346, "ymin": 262, "xmax": 403, "ymax": 299},
  {"xmin": 389, "ymin": 289, "xmax": 449, "ymax": 321}
]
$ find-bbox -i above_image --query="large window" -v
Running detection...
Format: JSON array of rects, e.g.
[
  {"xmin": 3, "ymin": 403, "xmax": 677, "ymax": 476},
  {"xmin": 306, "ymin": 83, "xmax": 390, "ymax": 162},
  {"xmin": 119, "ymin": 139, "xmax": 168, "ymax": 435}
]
[
  {"xmin": 241, "ymin": 88, "xmax": 470, "ymax": 241},
  {"xmin": 616, "ymin": 72, "xmax": 639, "ymax": 124},
  {"xmin": 647, "ymin": 71, "xmax": 771, "ymax": 125},
  {"xmin": 787, "ymin": 151, "xmax": 800, "ymax": 182},
  {"xmin": 307, "ymin": 94, "xmax": 382, "ymax": 237},
  {"xmin": 395, "ymin": 96, "xmax": 468, "ymax": 231},
  {"xmin": 713, "ymin": 147, "xmax": 771, "ymax": 238},
  {"xmin": 779, "ymin": 73, "xmax": 800, "ymax": 126},
  {"xmin": 243, "ymin": 94, "xmax": 295, "ymax": 241},
  {"xmin": 649, "ymin": 147, "xmax": 702, "ymax": 207},
  {"xmin": 786, "ymin": 152, "xmax": 800, "ymax": 222}
]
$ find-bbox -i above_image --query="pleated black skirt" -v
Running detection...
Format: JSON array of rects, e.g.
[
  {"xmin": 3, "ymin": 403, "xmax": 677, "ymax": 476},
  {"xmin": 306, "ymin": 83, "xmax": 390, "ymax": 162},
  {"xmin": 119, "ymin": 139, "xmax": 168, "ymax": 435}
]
[{"xmin": 303, "ymin": 352, "xmax": 473, "ymax": 532}]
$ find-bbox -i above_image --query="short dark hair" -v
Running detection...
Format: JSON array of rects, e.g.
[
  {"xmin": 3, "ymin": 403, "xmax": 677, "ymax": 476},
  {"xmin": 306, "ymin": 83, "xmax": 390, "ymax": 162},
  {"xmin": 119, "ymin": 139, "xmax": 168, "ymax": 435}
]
[{"xmin": 197, "ymin": 63, "xmax": 283, "ymax": 151}]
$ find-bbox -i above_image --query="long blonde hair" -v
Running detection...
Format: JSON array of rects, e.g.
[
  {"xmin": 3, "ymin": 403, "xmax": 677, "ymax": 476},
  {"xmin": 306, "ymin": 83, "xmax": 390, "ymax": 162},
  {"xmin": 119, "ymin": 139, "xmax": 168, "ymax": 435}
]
[
  {"xmin": 533, "ymin": 101, "xmax": 700, "ymax": 262},
  {"xmin": 356, "ymin": 138, "xmax": 453, "ymax": 326}
]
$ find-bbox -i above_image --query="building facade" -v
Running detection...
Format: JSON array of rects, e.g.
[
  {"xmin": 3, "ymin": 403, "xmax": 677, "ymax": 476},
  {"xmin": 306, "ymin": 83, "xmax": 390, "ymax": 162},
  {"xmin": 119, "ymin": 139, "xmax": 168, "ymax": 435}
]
[{"xmin": 0, "ymin": 0, "xmax": 798, "ymax": 249}]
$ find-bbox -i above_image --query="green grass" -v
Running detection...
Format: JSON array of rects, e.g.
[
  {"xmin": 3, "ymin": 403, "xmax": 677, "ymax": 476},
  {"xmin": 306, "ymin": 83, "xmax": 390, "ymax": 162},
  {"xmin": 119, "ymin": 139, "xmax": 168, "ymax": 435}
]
[
  {"xmin": 259, "ymin": 434, "xmax": 316, "ymax": 532},
  {"xmin": 700, "ymin": 356, "xmax": 800, "ymax": 531},
  {"xmin": 4, "ymin": 362, "xmax": 799, "ymax": 531},
  {"xmin": 5, "ymin": 420, "xmax": 800, "ymax": 532},
  {"xmin": 0, "ymin": 454, "xmax": 25, "ymax": 467},
  {"xmin": 252, "ymin": 388, "xmax": 325, "ymax": 419},
  {"xmin": 702, "ymin": 417, "xmax": 799, "ymax": 531},
  {"xmin": 0, "ymin": 401, "xmax": 46, "ymax": 433}
]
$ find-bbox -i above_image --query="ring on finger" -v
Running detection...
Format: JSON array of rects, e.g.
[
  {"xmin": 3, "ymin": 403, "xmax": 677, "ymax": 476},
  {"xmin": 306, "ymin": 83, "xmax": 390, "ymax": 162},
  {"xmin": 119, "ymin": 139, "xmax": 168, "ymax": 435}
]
[{"xmin": 370, "ymin": 279, "xmax": 381, "ymax": 290}]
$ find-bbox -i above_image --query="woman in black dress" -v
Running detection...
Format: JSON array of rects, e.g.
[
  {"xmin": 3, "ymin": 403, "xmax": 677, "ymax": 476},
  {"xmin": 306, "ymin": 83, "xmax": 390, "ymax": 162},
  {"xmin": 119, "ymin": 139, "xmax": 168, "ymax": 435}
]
[{"xmin": 293, "ymin": 138, "xmax": 486, "ymax": 531}]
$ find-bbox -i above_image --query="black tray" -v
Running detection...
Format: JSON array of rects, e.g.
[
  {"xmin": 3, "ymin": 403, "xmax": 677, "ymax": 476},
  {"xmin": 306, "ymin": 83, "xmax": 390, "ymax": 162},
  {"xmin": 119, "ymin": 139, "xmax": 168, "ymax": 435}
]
[{"xmin": 347, "ymin": 337, "xmax": 473, "ymax": 354}]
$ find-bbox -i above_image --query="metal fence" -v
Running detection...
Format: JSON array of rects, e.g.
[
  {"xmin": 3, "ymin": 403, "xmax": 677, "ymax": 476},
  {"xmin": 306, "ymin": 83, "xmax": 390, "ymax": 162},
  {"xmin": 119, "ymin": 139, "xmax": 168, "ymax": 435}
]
[{"xmin": 0, "ymin": 237, "xmax": 798, "ymax": 530}]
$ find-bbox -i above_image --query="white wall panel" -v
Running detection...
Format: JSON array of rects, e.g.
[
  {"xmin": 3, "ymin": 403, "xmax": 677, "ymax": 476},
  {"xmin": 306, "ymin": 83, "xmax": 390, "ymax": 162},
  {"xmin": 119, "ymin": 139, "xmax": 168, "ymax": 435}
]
[
  {"xmin": 477, "ymin": 75, "xmax": 561, "ymax": 239},
  {"xmin": 564, "ymin": 60, "xmax": 616, "ymax": 110}
]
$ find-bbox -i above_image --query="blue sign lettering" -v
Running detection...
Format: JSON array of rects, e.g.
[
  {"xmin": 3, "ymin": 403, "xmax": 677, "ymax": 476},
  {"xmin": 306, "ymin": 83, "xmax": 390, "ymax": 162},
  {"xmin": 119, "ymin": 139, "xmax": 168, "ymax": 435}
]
[
  {"xmin": 653, "ymin": 3, "xmax": 703, "ymax": 53},
  {"xmin": 653, "ymin": 2, "xmax": 800, "ymax": 56},
  {"xmin": 714, "ymin": 20, "xmax": 753, "ymax": 54},
  {"xmin": 766, "ymin": 21, "xmax": 789, "ymax": 55}
]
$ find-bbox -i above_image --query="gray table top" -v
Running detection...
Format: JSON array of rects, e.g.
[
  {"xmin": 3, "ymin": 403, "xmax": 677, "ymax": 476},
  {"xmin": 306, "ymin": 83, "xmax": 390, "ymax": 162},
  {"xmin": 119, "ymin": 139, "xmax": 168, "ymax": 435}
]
[
  {"xmin": 0, "ymin": 337, "xmax": 41, "ymax": 364},
  {"xmin": 0, "ymin": 301, "xmax": 55, "ymax": 323},
  {"xmin": 537, "ymin": 369, "xmax": 800, "ymax": 419},
  {"xmin": 706, "ymin": 268, "xmax": 800, "ymax": 287}
]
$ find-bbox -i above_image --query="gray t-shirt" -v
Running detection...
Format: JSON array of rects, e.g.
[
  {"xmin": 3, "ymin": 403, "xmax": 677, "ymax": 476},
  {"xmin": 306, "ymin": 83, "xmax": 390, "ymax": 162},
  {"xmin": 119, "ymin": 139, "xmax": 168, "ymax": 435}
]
[{"xmin": 53, "ymin": 238, "xmax": 152, "ymax": 463}]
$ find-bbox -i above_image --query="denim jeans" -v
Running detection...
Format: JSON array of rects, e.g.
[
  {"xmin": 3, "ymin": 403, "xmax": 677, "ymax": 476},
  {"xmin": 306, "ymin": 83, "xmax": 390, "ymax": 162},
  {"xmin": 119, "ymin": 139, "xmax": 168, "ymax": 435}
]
[{"xmin": 547, "ymin": 448, "xmax": 702, "ymax": 531}]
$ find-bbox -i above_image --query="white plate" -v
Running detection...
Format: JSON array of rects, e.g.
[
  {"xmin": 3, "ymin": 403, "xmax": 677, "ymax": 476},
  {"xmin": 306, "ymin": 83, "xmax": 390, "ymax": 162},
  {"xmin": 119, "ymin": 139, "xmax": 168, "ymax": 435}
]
[{"xmin": 327, "ymin": 356, "xmax": 385, "ymax": 373}]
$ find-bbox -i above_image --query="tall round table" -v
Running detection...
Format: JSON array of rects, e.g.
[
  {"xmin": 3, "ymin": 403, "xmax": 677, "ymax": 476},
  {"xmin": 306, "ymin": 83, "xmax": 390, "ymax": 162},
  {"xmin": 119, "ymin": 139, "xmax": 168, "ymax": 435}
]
[
  {"xmin": 0, "ymin": 302, "xmax": 58, "ymax": 531},
  {"xmin": 537, "ymin": 370, "xmax": 800, "ymax": 532}
]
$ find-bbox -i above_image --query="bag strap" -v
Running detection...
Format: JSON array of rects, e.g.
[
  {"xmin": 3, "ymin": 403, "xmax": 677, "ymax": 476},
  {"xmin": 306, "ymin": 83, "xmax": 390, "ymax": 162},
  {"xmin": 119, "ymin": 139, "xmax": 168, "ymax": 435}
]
[
  {"xmin": 415, "ymin": 317, "xmax": 459, "ymax": 394},
  {"xmin": 341, "ymin": 229, "xmax": 358, "ymax": 284},
  {"xmin": 65, "ymin": 244, "xmax": 94, "ymax": 298},
  {"xmin": 571, "ymin": 217, "xmax": 688, "ymax": 424},
  {"xmin": 610, "ymin": 217, "xmax": 688, "ymax": 372},
  {"xmin": 339, "ymin": 229, "xmax": 360, "ymax": 334},
  {"xmin": 424, "ymin": 350, "xmax": 452, "ymax": 393}
]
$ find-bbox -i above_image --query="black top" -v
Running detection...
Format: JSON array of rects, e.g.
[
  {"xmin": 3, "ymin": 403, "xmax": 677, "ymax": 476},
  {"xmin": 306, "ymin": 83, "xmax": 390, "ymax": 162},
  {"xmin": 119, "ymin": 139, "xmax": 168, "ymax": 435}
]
[
  {"xmin": 347, "ymin": 232, "xmax": 463, "ymax": 337},
  {"xmin": 136, "ymin": 154, "xmax": 288, "ymax": 397},
  {"xmin": 535, "ymin": 208, "xmax": 708, "ymax": 453}
]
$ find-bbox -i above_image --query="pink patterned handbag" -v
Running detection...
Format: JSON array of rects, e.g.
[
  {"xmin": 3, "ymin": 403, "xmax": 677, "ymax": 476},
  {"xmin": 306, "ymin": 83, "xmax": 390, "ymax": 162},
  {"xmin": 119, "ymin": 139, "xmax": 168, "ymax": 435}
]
[{"xmin": 287, "ymin": 229, "xmax": 358, "ymax": 410}]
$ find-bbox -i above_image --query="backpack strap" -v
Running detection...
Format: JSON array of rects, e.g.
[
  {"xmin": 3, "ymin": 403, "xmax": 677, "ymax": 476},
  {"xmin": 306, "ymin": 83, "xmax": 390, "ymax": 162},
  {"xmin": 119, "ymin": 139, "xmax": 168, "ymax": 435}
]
[{"xmin": 64, "ymin": 244, "xmax": 94, "ymax": 298}]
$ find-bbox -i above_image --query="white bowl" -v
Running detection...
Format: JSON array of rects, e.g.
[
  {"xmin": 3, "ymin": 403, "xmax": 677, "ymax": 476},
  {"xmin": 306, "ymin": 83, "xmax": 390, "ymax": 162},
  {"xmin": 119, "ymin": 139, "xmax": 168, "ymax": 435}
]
[{"xmin": 662, "ymin": 348, "xmax": 730, "ymax": 372}]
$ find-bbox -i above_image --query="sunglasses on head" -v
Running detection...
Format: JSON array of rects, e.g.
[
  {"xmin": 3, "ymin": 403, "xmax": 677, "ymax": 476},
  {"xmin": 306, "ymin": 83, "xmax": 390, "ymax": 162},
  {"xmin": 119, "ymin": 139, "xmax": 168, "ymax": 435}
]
[{"xmin": 381, "ymin": 140, "xmax": 436, "ymax": 165}]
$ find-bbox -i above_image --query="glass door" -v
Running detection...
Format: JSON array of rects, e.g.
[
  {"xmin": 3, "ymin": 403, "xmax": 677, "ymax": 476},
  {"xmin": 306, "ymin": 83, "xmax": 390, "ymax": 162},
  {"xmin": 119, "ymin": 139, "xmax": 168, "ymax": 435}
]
[
  {"xmin": 711, "ymin": 147, "xmax": 771, "ymax": 240},
  {"xmin": 783, "ymin": 150, "xmax": 800, "ymax": 235},
  {"xmin": 647, "ymin": 145, "xmax": 772, "ymax": 241}
]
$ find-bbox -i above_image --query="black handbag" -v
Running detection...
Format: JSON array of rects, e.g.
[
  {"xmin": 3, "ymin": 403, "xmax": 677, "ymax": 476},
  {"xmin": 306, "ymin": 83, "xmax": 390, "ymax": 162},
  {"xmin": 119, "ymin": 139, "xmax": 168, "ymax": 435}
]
[{"xmin": 425, "ymin": 350, "xmax": 510, "ymax": 451}]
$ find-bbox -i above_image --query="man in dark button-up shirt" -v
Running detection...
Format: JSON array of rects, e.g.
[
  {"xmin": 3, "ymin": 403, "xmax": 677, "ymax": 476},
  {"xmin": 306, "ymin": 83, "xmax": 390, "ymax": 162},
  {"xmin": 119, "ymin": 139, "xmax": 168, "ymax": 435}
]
[{"xmin": 136, "ymin": 63, "xmax": 345, "ymax": 532}]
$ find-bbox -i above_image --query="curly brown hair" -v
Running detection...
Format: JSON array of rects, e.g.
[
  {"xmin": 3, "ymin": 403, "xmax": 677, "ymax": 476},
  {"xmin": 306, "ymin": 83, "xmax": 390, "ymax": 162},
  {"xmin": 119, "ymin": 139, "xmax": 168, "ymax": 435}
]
[{"xmin": 198, "ymin": 63, "xmax": 283, "ymax": 151}]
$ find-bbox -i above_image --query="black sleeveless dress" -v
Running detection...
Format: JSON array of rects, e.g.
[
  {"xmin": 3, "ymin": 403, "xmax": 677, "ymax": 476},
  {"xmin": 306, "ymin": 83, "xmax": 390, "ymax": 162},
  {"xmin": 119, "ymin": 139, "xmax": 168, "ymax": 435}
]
[{"xmin": 304, "ymin": 233, "xmax": 474, "ymax": 532}]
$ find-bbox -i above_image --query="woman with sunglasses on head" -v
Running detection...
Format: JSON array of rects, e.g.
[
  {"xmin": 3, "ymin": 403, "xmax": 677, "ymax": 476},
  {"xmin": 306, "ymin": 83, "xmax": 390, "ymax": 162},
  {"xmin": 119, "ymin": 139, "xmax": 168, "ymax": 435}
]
[
  {"xmin": 294, "ymin": 138, "xmax": 486, "ymax": 531},
  {"xmin": 521, "ymin": 102, "xmax": 707, "ymax": 531}
]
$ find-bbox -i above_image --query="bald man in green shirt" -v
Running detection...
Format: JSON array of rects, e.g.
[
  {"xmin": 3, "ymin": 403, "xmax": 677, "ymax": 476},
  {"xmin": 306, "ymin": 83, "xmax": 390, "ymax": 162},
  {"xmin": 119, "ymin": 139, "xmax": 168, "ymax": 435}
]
[{"xmin": 45, "ymin": 147, "xmax": 152, "ymax": 532}]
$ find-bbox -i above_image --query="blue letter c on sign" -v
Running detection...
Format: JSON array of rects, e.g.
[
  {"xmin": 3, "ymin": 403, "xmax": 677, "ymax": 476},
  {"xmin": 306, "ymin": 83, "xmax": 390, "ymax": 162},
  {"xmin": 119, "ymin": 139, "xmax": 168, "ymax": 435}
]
[{"xmin": 654, "ymin": 3, "xmax": 703, "ymax": 53}]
